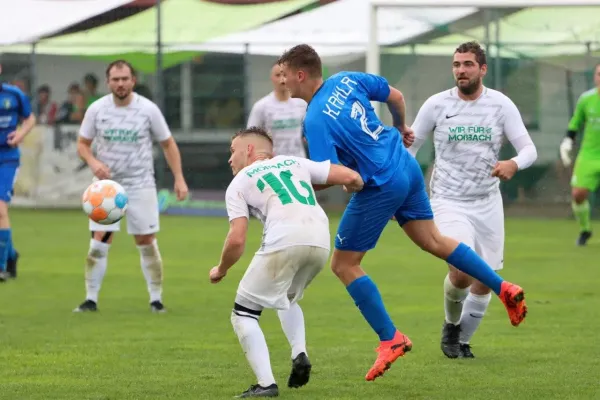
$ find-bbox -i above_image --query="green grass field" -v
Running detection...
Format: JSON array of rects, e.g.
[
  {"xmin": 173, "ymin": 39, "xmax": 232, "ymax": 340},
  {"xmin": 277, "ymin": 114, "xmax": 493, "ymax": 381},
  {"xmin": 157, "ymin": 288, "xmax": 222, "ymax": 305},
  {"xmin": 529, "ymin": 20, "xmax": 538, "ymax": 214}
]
[{"xmin": 1, "ymin": 209, "xmax": 599, "ymax": 400}]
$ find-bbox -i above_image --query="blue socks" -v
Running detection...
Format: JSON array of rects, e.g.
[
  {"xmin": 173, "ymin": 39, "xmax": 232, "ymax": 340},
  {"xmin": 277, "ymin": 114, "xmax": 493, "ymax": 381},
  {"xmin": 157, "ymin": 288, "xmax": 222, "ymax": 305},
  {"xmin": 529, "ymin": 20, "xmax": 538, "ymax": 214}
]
[
  {"xmin": 346, "ymin": 275, "xmax": 396, "ymax": 341},
  {"xmin": 0, "ymin": 229, "xmax": 9, "ymax": 272},
  {"xmin": 447, "ymin": 243, "xmax": 503, "ymax": 295}
]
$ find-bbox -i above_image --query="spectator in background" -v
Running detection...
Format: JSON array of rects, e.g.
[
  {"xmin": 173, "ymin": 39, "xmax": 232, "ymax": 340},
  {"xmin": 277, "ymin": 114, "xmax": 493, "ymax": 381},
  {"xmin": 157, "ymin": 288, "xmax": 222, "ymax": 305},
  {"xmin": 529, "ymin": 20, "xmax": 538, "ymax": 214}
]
[
  {"xmin": 56, "ymin": 83, "xmax": 85, "ymax": 124},
  {"xmin": 83, "ymin": 73, "xmax": 101, "ymax": 110},
  {"xmin": 33, "ymin": 85, "xmax": 57, "ymax": 125}
]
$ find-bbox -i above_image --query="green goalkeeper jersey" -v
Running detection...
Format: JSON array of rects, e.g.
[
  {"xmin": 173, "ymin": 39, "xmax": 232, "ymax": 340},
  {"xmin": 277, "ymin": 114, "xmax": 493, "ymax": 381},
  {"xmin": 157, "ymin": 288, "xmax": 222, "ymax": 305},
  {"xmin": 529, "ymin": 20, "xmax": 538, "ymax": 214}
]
[{"xmin": 568, "ymin": 88, "xmax": 600, "ymax": 159}]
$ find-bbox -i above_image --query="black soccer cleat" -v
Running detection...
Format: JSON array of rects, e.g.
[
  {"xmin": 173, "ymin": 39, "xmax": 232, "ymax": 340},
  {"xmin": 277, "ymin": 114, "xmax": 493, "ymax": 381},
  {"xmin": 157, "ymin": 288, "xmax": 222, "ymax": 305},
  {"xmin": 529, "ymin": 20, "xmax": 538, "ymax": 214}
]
[
  {"xmin": 73, "ymin": 299, "xmax": 98, "ymax": 312},
  {"xmin": 6, "ymin": 251, "xmax": 18, "ymax": 279},
  {"xmin": 150, "ymin": 301, "xmax": 166, "ymax": 313},
  {"xmin": 459, "ymin": 343, "xmax": 475, "ymax": 358},
  {"xmin": 287, "ymin": 352, "xmax": 311, "ymax": 388},
  {"xmin": 577, "ymin": 231, "xmax": 592, "ymax": 246},
  {"xmin": 441, "ymin": 322, "xmax": 461, "ymax": 358},
  {"xmin": 235, "ymin": 384, "xmax": 279, "ymax": 398}
]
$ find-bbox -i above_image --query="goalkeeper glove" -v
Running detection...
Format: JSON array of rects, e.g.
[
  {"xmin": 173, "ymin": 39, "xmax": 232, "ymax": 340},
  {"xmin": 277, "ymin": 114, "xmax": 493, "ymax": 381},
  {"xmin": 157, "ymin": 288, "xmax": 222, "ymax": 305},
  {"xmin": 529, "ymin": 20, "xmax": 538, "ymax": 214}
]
[{"xmin": 559, "ymin": 137, "xmax": 574, "ymax": 167}]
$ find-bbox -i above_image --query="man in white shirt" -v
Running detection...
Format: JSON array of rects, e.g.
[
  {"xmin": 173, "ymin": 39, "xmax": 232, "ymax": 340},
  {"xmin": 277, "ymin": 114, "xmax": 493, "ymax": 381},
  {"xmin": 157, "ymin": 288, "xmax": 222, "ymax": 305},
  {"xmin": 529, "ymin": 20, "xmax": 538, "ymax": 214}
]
[
  {"xmin": 408, "ymin": 41, "xmax": 537, "ymax": 359},
  {"xmin": 75, "ymin": 60, "xmax": 188, "ymax": 314},
  {"xmin": 209, "ymin": 126, "xmax": 364, "ymax": 398},
  {"xmin": 247, "ymin": 62, "xmax": 307, "ymax": 158}
]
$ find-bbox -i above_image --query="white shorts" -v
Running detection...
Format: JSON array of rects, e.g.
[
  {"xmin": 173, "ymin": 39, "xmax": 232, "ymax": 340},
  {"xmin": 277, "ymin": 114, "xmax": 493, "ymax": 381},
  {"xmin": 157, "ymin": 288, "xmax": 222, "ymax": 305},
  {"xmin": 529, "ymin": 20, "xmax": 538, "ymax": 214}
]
[
  {"xmin": 236, "ymin": 245, "xmax": 330, "ymax": 310},
  {"xmin": 432, "ymin": 192, "xmax": 504, "ymax": 271},
  {"xmin": 89, "ymin": 187, "xmax": 159, "ymax": 235}
]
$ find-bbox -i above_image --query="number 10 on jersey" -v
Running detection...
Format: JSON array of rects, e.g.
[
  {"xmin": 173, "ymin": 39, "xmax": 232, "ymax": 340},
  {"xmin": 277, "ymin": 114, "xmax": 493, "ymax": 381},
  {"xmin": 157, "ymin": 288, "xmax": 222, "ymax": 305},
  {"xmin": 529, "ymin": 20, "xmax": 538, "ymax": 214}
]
[{"xmin": 257, "ymin": 170, "xmax": 316, "ymax": 206}]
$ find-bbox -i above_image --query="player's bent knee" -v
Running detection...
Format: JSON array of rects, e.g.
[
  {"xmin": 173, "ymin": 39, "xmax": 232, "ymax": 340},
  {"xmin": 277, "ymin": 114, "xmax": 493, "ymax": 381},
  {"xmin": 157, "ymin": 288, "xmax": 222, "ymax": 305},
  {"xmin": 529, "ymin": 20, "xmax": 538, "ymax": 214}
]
[
  {"xmin": 134, "ymin": 234, "xmax": 155, "ymax": 246},
  {"xmin": 330, "ymin": 249, "xmax": 367, "ymax": 285},
  {"xmin": 572, "ymin": 188, "xmax": 589, "ymax": 204},
  {"xmin": 91, "ymin": 231, "xmax": 114, "ymax": 243},
  {"xmin": 231, "ymin": 302, "xmax": 263, "ymax": 328}
]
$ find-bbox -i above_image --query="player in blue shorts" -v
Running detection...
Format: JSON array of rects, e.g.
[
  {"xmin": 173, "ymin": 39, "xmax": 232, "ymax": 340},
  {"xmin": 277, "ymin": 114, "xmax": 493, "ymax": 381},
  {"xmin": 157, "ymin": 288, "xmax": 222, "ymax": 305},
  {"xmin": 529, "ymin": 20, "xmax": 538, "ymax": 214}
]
[
  {"xmin": 0, "ymin": 75, "xmax": 36, "ymax": 281},
  {"xmin": 278, "ymin": 45, "xmax": 527, "ymax": 381}
]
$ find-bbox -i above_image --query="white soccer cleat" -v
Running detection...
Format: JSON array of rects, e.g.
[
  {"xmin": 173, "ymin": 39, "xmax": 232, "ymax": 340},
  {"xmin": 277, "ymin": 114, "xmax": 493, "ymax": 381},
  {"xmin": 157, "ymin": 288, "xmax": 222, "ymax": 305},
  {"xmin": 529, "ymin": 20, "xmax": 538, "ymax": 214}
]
[{"xmin": 559, "ymin": 137, "xmax": 573, "ymax": 167}]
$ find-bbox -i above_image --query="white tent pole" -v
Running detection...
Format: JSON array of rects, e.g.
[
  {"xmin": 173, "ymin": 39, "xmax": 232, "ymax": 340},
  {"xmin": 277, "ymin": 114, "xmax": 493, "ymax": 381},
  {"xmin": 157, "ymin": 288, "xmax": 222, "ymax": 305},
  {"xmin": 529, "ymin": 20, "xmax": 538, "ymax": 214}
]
[
  {"xmin": 494, "ymin": 10, "xmax": 501, "ymax": 90},
  {"xmin": 366, "ymin": 2, "xmax": 380, "ymax": 116},
  {"xmin": 155, "ymin": 0, "xmax": 164, "ymax": 112},
  {"xmin": 29, "ymin": 41, "xmax": 37, "ymax": 98}
]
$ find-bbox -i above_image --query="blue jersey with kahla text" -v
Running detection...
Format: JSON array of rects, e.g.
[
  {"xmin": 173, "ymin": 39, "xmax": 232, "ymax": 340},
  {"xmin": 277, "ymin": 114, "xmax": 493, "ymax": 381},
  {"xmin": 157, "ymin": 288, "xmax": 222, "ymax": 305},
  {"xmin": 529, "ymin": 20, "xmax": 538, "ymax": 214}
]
[
  {"xmin": 0, "ymin": 84, "xmax": 32, "ymax": 161},
  {"xmin": 303, "ymin": 71, "xmax": 408, "ymax": 187}
]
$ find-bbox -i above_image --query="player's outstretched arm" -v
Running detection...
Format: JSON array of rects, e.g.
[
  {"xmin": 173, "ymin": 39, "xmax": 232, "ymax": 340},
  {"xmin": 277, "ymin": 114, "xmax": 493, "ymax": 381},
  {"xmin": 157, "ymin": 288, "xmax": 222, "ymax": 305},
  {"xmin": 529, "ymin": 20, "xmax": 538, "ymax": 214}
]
[
  {"xmin": 326, "ymin": 164, "xmax": 364, "ymax": 193},
  {"xmin": 210, "ymin": 217, "xmax": 248, "ymax": 283},
  {"xmin": 303, "ymin": 159, "xmax": 364, "ymax": 193},
  {"xmin": 160, "ymin": 137, "xmax": 188, "ymax": 201}
]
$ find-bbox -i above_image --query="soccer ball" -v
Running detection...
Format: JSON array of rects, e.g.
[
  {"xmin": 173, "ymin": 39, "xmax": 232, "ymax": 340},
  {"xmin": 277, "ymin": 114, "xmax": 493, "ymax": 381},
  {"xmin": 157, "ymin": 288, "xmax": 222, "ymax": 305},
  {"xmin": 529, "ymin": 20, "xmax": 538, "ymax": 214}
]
[{"xmin": 82, "ymin": 180, "xmax": 128, "ymax": 225}]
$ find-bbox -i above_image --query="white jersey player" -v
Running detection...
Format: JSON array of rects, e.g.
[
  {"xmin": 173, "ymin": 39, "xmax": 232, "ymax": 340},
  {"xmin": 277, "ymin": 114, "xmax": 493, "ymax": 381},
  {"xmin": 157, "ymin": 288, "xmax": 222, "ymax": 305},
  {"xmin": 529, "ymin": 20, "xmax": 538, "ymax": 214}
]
[
  {"xmin": 407, "ymin": 42, "xmax": 537, "ymax": 359},
  {"xmin": 74, "ymin": 60, "xmax": 188, "ymax": 313},
  {"xmin": 208, "ymin": 127, "xmax": 364, "ymax": 398},
  {"xmin": 247, "ymin": 63, "xmax": 307, "ymax": 157}
]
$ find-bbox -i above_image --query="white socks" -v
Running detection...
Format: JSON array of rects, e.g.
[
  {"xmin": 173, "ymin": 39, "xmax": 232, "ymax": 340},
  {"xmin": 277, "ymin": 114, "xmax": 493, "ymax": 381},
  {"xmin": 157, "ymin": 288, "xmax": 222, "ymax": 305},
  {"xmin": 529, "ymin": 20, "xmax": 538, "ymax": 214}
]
[
  {"xmin": 459, "ymin": 292, "xmax": 492, "ymax": 344},
  {"xmin": 443, "ymin": 274, "xmax": 469, "ymax": 325},
  {"xmin": 231, "ymin": 307, "xmax": 276, "ymax": 388},
  {"xmin": 277, "ymin": 303, "xmax": 307, "ymax": 359},
  {"xmin": 137, "ymin": 239, "xmax": 163, "ymax": 303},
  {"xmin": 84, "ymin": 238, "xmax": 164, "ymax": 304},
  {"xmin": 85, "ymin": 239, "xmax": 110, "ymax": 303},
  {"xmin": 231, "ymin": 297, "xmax": 309, "ymax": 388}
]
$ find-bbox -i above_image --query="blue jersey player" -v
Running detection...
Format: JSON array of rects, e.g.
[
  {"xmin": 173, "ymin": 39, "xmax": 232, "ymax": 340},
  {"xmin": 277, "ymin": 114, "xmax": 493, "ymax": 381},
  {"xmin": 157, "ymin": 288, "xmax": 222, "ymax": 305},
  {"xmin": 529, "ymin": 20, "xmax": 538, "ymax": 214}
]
[
  {"xmin": 278, "ymin": 44, "xmax": 528, "ymax": 381},
  {"xmin": 0, "ymin": 79, "xmax": 36, "ymax": 281}
]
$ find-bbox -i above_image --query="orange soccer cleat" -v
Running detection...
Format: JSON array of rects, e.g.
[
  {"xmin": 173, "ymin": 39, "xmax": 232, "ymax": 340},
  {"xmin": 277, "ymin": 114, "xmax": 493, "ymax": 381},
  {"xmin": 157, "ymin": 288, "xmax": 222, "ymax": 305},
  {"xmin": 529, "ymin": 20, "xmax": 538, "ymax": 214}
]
[
  {"xmin": 499, "ymin": 281, "xmax": 528, "ymax": 326},
  {"xmin": 365, "ymin": 330, "xmax": 412, "ymax": 381}
]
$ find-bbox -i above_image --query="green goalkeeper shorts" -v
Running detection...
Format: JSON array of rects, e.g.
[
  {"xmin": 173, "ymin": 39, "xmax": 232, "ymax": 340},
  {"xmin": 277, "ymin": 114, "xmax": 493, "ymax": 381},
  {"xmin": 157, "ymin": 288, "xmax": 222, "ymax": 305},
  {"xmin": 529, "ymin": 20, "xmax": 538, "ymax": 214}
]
[{"xmin": 571, "ymin": 157, "xmax": 600, "ymax": 191}]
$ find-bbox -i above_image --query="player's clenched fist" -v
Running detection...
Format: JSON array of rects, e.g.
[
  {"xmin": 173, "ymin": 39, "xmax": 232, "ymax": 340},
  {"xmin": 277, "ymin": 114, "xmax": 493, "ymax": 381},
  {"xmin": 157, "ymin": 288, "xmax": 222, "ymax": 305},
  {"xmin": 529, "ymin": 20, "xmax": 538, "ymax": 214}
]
[
  {"xmin": 89, "ymin": 159, "xmax": 111, "ymax": 179},
  {"xmin": 491, "ymin": 160, "xmax": 518, "ymax": 181},
  {"xmin": 209, "ymin": 266, "xmax": 226, "ymax": 284},
  {"xmin": 401, "ymin": 125, "xmax": 415, "ymax": 148}
]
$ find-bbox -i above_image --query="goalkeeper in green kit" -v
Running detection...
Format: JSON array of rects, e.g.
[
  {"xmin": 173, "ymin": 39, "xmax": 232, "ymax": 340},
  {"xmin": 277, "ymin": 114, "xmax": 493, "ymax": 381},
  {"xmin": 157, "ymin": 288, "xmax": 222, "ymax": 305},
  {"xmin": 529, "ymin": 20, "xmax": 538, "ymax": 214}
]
[{"xmin": 560, "ymin": 63, "xmax": 600, "ymax": 246}]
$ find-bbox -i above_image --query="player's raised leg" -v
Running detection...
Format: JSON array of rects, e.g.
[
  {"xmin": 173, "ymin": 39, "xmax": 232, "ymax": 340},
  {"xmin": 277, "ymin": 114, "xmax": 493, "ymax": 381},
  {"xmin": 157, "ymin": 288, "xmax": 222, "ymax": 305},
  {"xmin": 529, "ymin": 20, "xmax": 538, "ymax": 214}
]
[
  {"xmin": 401, "ymin": 219, "xmax": 526, "ymax": 327},
  {"xmin": 397, "ymin": 157, "xmax": 526, "ymax": 328},
  {"xmin": 128, "ymin": 188, "xmax": 165, "ymax": 313},
  {"xmin": 74, "ymin": 223, "xmax": 118, "ymax": 312}
]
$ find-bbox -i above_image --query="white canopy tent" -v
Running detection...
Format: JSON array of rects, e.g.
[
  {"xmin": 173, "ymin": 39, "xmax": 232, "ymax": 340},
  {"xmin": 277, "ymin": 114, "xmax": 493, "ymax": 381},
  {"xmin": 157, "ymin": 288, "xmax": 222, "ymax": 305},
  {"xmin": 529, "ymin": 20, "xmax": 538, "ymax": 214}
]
[
  {"xmin": 174, "ymin": 0, "xmax": 477, "ymax": 59},
  {"xmin": 0, "ymin": 0, "xmax": 132, "ymax": 46},
  {"xmin": 367, "ymin": 0, "xmax": 600, "ymax": 76}
]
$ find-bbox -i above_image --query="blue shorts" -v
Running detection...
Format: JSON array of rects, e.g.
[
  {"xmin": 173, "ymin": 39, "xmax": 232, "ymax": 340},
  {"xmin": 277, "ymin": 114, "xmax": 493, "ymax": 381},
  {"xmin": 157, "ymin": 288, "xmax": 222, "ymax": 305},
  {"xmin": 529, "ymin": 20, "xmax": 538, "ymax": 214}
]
[
  {"xmin": 335, "ymin": 155, "xmax": 433, "ymax": 252},
  {"xmin": 0, "ymin": 161, "xmax": 19, "ymax": 203}
]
